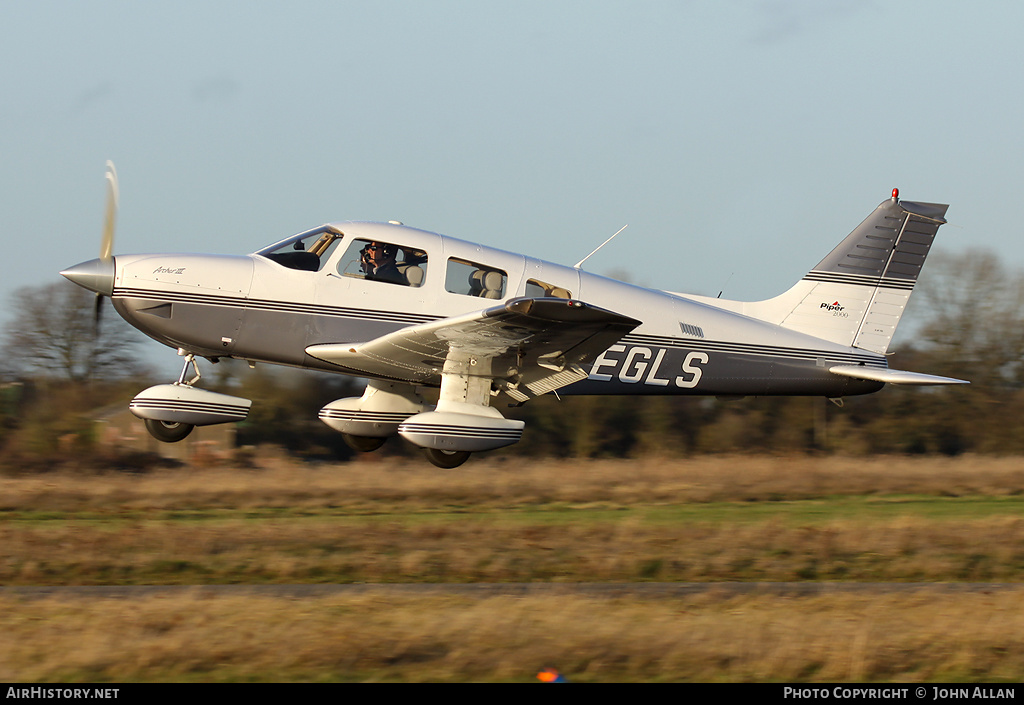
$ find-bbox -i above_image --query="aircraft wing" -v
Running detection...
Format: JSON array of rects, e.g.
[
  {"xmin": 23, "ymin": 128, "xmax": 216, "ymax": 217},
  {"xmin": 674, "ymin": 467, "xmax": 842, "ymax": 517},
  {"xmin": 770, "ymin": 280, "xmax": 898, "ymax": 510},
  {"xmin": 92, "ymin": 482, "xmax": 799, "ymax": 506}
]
[
  {"xmin": 829, "ymin": 365, "xmax": 969, "ymax": 386},
  {"xmin": 305, "ymin": 297, "xmax": 642, "ymax": 401}
]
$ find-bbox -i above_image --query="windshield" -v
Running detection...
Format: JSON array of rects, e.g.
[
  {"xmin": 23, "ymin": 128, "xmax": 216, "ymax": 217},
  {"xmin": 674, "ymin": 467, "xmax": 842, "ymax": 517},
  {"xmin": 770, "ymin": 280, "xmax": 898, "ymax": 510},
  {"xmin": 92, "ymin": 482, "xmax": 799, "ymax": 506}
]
[{"xmin": 256, "ymin": 226, "xmax": 344, "ymax": 272}]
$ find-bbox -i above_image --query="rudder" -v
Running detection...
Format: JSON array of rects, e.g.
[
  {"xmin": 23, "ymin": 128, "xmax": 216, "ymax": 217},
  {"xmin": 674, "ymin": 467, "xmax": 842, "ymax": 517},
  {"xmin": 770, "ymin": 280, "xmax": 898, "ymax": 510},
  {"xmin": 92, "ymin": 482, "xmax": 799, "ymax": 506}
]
[{"xmin": 755, "ymin": 191, "xmax": 948, "ymax": 354}]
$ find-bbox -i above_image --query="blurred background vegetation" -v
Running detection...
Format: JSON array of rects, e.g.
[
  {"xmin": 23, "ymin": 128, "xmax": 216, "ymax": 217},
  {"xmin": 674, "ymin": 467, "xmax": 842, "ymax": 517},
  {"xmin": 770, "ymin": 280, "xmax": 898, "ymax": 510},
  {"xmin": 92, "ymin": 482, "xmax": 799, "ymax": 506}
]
[{"xmin": 2, "ymin": 248, "xmax": 1023, "ymax": 470}]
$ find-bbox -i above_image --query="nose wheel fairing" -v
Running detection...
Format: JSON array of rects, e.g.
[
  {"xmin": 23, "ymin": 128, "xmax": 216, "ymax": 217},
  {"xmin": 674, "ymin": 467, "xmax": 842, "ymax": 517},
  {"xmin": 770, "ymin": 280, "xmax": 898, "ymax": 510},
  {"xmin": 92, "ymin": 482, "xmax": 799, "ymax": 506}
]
[
  {"xmin": 129, "ymin": 384, "xmax": 252, "ymax": 427},
  {"xmin": 131, "ymin": 354, "xmax": 253, "ymax": 443}
]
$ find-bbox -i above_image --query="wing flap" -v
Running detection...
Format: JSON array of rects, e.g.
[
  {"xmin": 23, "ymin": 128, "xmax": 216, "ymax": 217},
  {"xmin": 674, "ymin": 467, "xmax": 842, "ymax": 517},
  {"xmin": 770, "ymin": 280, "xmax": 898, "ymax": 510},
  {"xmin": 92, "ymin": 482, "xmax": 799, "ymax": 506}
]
[
  {"xmin": 829, "ymin": 365, "xmax": 968, "ymax": 386},
  {"xmin": 306, "ymin": 297, "xmax": 641, "ymax": 394}
]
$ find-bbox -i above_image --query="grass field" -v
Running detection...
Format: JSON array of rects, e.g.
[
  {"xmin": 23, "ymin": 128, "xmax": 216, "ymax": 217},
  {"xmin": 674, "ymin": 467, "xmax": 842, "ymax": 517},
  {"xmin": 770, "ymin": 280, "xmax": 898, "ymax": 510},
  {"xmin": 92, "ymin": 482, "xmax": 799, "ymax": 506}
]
[
  {"xmin": 1, "ymin": 454, "xmax": 1023, "ymax": 681},
  {"xmin": 2, "ymin": 589, "xmax": 1023, "ymax": 683}
]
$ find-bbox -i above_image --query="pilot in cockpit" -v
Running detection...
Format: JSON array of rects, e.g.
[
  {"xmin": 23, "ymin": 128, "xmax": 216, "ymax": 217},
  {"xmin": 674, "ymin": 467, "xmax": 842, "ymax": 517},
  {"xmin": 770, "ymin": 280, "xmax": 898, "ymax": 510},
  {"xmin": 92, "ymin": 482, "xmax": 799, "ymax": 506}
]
[{"xmin": 360, "ymin": 242, "xmax": 404, "ymax": 285}]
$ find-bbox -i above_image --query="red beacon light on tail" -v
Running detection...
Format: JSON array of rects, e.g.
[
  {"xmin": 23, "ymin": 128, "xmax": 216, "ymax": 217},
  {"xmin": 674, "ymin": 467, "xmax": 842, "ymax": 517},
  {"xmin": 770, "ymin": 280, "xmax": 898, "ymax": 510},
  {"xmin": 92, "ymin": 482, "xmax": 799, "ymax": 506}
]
[{"xmin": 892, "ymin": 188, "xmax": 899, "ymax": 201}]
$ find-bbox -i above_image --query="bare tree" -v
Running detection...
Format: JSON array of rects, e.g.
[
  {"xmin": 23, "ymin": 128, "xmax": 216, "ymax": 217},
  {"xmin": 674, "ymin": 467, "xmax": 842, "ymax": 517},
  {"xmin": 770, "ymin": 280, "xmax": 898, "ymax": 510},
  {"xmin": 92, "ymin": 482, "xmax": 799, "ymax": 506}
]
[
  {"xmin": 1, "ymin": 281, "xmax": 146, "ymax": 382},
  {"xmin": 914, "ymin": 249, "xmax": 1024, "ymax": 387}
]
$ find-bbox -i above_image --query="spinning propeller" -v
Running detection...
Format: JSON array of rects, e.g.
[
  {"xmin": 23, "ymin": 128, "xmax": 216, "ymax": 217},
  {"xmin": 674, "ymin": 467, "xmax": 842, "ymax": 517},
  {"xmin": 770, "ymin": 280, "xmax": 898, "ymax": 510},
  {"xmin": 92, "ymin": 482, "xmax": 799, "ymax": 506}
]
[
  {"xmin": 95, "ymin": 161, "xmax": 118, "ymax": 326},
  {"xmin": 100, "ymin": 161, "xmax": 118, "ymax": 265},
  {"xmin": 60, "ymin": 161, "xmax": 119, "ymax": 331}
]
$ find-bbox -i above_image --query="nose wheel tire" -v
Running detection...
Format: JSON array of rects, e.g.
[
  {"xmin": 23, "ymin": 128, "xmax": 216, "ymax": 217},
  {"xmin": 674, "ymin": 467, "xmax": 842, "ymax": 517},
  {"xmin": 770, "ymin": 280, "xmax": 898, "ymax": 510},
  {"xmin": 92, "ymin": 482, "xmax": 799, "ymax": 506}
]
[
  {"xmin": 144, "ymin": 419, "xmax": 195, "ymax": 443},
  {"xmin": 423, "ymin": 448, "xmax": 471, "ymax": 469},
  {"xmin": 341, "ymin": 433, "xmax": 387, "ymax": 452}
]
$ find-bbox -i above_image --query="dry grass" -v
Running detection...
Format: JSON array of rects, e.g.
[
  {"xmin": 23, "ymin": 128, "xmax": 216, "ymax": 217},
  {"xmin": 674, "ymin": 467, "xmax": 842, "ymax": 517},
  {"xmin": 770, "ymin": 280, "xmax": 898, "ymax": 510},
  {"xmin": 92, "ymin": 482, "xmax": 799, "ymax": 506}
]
[
  {"xmin": 3, "ymin": 514, "xmax": 1024, "ymax": 585},
  {"xmin": 2, "ymin": 456, "xmax": 1024, "ymax": 585},
  {"xmin": 3, "ymin": 455, "xmax": 1023, "ymax": 681},
  {"xmin": 1, "ymin": 590, "xmax": 1022, "ymax": 682},
  {"xmin": 2, "ymin": 454, "xmax": 1023, "ymax": 514}
]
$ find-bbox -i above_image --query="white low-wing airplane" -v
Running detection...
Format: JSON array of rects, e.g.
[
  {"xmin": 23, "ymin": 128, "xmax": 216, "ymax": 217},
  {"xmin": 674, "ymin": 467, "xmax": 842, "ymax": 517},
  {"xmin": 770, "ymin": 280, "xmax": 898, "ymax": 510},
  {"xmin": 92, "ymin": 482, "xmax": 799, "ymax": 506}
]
[{"xmin": 61, "ymin": 164, "xmax": 967, "ymax": 467}]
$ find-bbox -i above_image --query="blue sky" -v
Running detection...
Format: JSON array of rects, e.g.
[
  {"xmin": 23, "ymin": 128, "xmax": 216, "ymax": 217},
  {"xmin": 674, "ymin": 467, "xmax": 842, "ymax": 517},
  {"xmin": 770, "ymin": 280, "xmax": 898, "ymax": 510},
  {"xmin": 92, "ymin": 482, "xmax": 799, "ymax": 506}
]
[{"xmin": 3, "ymin": 1, "xmax": 1022, "ymax": 344}]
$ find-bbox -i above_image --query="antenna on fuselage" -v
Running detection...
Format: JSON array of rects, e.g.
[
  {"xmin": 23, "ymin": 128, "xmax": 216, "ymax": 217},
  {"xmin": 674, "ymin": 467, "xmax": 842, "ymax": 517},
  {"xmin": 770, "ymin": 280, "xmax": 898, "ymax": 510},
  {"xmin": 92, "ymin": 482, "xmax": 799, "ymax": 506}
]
[
  {"xmin": 717, "ymin": 272, "xmax": 734, "ymax": 299},
  {"xmin": 574, "ymin": 224, "xmax": 628, "ymax": 270}
]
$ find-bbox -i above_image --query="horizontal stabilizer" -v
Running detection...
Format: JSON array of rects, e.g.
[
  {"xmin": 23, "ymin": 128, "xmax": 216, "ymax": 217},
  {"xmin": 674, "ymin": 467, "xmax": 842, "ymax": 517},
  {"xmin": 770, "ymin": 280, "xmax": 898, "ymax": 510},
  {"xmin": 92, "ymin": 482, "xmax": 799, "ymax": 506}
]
[{"xmin": 829, "ymin": 365, "xmax": 968, "ymax": 386}]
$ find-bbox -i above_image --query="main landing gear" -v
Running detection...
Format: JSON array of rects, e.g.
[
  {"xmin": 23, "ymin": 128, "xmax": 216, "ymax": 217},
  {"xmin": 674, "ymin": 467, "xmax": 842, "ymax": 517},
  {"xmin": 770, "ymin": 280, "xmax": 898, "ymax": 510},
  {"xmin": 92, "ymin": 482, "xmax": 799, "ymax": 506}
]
[
  {"xmin": 318, "ymin": 378, "xmax": 505, "ymax": 469},
  {"xmin": 422, "ymin": 448, "xmax": 471, "ymax": 469},
  {"xmin": 341, "ymin": 433, "xmax": 387, "ymax": 453},
  {"xmin": 341, "ymin": 433, "xmax": 471, "ymax": 468}
]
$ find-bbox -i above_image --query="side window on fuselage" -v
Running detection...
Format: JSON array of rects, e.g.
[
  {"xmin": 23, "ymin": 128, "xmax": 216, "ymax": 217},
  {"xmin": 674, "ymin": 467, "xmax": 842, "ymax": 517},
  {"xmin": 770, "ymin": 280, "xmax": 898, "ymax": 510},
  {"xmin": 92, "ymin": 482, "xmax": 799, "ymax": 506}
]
[
  {"xmin": 525, "ymin": 278, "xmax": 572, "ymax": 299},
  {"xmin": 445, "ymin": 258, "xmax": 507, "ymax": 299},
  {"xmin": 338, "ymin": 238, "xmax": 428, "ymax": 287}
]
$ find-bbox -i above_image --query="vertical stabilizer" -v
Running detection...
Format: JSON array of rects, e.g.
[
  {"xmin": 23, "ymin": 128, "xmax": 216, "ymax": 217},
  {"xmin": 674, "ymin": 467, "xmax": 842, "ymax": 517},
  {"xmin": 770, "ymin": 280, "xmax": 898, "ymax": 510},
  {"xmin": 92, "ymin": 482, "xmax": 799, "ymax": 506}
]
[{"xmin": 748, "ymin": 193, "xmax": 948, "ymax": 354}]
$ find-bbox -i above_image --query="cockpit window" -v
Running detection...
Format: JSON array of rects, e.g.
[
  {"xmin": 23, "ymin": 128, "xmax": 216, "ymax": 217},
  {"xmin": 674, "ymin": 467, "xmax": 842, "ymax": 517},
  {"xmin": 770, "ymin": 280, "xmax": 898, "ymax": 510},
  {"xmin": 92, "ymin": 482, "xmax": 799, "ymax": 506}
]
[
  {"xmin": 338, "ymin": 238, "xmax": 428, "ymax": 287},
  {"xmin": 257, "ymin": 226, "xmax": 344, "ymax": 272}
]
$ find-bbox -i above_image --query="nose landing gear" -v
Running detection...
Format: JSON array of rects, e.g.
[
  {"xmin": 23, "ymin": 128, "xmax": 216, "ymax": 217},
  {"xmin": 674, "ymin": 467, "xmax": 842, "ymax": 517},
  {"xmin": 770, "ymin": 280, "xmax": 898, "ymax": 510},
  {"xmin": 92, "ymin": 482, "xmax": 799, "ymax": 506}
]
[
  {"xmin": 144, "ymin": 418, "xmax": 194, "ymax": 443},
  {"xmin": 131, "ymin": 352, "xmax": 252, "ymax": 443}
]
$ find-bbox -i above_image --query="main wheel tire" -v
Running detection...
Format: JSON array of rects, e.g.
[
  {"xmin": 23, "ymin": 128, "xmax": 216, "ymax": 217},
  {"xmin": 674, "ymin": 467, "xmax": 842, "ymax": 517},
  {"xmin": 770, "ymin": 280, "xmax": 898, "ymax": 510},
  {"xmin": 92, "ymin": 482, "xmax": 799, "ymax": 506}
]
[
  {"xmin": 144, "ymin": 418, "xmax": 195, "ymax": 443},
  {"xmin": 423, "ymin": 448, "xmax": 471, "ymax": 469},
  {"xmin": 342, "ymin": 433, "xmax": 387, "ymax": 452}
]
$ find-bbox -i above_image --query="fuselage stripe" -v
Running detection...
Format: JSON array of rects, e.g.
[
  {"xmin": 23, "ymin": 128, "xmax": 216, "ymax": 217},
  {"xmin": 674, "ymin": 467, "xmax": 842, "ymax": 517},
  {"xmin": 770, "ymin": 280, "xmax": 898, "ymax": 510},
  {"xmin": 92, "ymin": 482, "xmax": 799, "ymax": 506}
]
[
  {"xmin": 129, "ymin": 401, "xmax": 249, "ymax": 418},
  {"xmin": 115, "ymin": 287, "xmax": 887, "ymax": 370},
  {"xmin": 801, "ymin": 271, "xmax": 917, "ymax": 290},
  {"xmin": 619, "ymin": 334, "xmax": 886, "ymax": 368},
  {"xmin": 398, "ymin": 423, "xmax": 523, "ymax": 439},
  {"xmin": 319, "ymin": 410, "xmax": 413, "ymax": 421},
  {"xmin": 113, "ymin": 287, "xmax": 440, "ymax": 325}
]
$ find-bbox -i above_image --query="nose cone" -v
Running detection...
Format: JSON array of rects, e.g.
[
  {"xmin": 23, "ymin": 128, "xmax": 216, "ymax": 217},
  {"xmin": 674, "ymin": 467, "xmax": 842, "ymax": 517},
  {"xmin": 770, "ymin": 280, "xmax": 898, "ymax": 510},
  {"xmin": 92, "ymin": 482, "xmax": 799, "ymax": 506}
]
[{"xmin": 60, "ymin": 258, "xmax": 115, "ymax": 296}]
